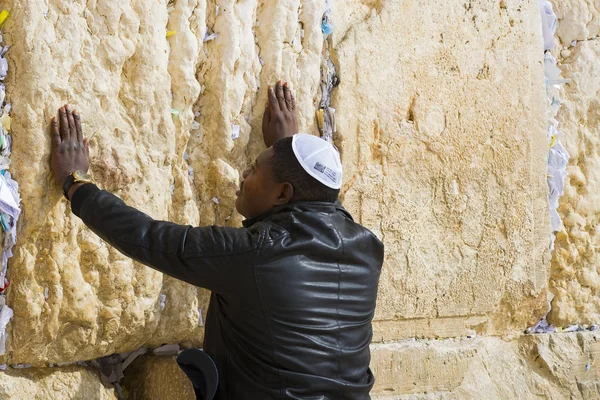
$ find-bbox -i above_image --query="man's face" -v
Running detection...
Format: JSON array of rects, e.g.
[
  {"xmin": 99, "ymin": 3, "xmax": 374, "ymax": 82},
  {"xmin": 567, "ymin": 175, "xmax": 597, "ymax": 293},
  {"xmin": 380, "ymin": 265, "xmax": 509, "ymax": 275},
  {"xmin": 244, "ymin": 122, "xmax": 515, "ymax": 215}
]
[{"xmin": 235, "ymin": 147, "xmax": 287, "ymax": 219}]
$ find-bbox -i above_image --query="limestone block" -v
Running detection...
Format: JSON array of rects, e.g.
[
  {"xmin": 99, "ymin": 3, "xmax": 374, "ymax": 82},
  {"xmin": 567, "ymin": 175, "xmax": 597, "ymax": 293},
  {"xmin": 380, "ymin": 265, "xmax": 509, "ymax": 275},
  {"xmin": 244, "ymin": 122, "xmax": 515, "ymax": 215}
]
[
  {"xmin": 370, "ymin": 332, "xmax": 600, "ymax": 399},
  {"xmin": 550, "ymin": 0, "xmax": 600, "ymax": 45},
  {"xmin": 546, "ymin": 9, "xmax": 600, "ymax": 325},
  {"xmin": 1, "ymin": 0, "xmax": 550, "ymax": 365},
  {"xmin": 121, "ymin": 333, "xmax": 600, "ymax": 400},
  {"xmin": 4, "ymin": 0, "xmax": 205, "ymax": 365},
  {"xmin": 333, "ymin": 0, "xmax": 549, "ymax": 335},
  {"xmin": 122, "ymin": 355, "xmax": 195, "ymax": 400},
  {"xmin": 2, "ymin": 0, "xmax": 325, "ymax": 365},
  {"xmin": 0, "ymin": 366, "xmax": 116, "ymax": 400}
]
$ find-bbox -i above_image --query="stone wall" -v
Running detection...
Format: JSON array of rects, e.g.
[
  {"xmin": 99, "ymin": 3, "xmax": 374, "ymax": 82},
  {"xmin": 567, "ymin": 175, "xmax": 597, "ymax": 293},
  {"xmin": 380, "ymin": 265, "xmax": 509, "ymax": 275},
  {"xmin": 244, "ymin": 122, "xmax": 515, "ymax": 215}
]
[
  {"xmin": 0, "ymin": 366, "xmax": 116, "ymax": 400},
  {"xmin": 0, "ymin": 0, "xmax": 596, "ymax": 398},
  {"xmin": 334, "ymin": 0, "xmax": 549, "ymax": 339},
  {"xmin": 547, "ymin": 0, "xmax": 600, "ymax": 327},
  {"xmin": 121, "ymin": 332, "xmax": 600, "ymax": 399},
  {"xmin": 3, "ymin": 0, "xmax": 549, "ymax": 366}
]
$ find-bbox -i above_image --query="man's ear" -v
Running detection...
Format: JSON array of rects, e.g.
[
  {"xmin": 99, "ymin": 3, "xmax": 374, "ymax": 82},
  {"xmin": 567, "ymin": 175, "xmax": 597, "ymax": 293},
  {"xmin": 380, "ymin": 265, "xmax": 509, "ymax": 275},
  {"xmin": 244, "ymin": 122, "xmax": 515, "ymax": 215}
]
[{"xmin": 275, "ymin": 182, "xmax": 294, "ymax": 205}]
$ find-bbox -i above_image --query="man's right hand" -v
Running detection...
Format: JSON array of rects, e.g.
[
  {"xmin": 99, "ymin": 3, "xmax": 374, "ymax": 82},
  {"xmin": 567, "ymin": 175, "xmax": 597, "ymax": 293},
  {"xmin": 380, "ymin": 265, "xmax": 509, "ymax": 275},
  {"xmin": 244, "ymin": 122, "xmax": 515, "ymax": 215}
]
[{"xmin": 262, "ymin": 80, "xmax": 298, "ymax": 147}]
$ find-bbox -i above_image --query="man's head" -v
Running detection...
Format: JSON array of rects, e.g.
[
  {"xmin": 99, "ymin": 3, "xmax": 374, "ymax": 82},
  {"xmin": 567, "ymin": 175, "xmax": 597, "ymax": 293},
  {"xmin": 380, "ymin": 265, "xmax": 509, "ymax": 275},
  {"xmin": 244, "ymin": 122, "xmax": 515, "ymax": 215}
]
[{"xmin": 235, "ymin": 135, "xmax": 342, "ymax": 219}]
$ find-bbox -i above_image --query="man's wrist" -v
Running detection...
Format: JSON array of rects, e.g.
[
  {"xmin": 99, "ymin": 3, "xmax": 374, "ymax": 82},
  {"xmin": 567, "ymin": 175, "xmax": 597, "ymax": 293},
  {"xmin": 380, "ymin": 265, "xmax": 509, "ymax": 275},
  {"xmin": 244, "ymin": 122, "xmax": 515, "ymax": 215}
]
[
  {"xmin": 68, "ymin": 182, "xmax": 86, "ymax": 201},
  {"xmin": 62, "ymin": 170, "xmax": 94, "ymax": 200},
  {"xmin": 266, "ymin": 133, "xmax": 295, "ymax": 147}
]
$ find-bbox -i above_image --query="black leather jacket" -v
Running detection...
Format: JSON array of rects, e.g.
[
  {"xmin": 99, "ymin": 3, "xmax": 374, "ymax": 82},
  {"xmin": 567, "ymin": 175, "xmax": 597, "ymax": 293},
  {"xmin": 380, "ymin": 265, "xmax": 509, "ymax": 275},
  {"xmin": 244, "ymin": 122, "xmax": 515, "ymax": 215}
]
[{"xmin": 72, "ymin": 184, "xmax": 384, "ymax": 399}]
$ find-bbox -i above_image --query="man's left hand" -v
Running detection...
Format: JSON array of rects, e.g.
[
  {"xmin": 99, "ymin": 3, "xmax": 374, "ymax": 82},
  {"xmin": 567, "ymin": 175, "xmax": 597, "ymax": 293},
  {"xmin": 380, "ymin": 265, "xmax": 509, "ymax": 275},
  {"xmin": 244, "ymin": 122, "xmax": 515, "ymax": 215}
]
[
  {"xmin": 50, "ymin": 104, "xmax": 90, "ymax": 189},
  {"xmin": 262, "ymin": 81, "xmax": 298, "ymax": 147}
]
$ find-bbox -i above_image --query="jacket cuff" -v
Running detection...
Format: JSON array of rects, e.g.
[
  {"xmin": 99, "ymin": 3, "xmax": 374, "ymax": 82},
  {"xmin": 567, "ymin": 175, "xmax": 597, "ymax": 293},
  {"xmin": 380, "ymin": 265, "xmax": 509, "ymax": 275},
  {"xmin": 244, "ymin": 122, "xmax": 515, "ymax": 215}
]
[{"xmin": 70, "ymin": 183, "xmax": 100, "ymax": 217}]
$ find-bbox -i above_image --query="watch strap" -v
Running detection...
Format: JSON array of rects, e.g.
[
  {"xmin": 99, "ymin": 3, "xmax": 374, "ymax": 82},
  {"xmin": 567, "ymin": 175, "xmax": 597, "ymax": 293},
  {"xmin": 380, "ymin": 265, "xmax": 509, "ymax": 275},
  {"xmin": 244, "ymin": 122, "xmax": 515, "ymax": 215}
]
[{"xmin": 63, "ymin": 174, "xmax": 76, "ymax": 200}]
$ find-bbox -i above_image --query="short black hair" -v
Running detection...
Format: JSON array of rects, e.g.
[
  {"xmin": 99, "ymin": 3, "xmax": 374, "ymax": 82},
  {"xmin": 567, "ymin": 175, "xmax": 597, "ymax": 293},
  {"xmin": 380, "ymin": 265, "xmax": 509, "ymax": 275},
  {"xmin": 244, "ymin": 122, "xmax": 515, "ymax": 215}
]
[{"xmin": 271, "ymin": 137, "xmax": 340, "ymax": 203}]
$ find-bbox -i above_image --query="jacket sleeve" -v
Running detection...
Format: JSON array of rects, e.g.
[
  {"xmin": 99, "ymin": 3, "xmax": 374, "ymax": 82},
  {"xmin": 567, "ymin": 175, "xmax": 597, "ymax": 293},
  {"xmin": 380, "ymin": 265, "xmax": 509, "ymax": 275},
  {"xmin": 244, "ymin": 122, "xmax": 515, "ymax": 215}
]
[{"xmin": 71, "ymin": 184, "xmax": 261, "ymax": 293}]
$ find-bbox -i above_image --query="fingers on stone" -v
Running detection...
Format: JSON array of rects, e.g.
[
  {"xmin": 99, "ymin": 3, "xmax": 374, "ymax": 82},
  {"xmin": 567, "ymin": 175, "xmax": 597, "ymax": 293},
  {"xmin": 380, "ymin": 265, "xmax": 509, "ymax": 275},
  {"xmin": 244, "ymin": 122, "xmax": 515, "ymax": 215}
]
[
  {"xmin": 51, "ymin": 117, "xmax": 60, "ymax": 145},
  {"xmin": 73, "ymin": 110, "xmax": 83, "ymax": 142},
  {"xmin": 66, "ymin": 106, "xmax": 76, "ymax": 141},
  {"xmin": 59, "ymin": 107, "xmax": 69, "ymax": 142},
  {"xmin": 276, "ymin": 81, "xmax": 287, "ymax": 111},
  {"xmin": 268, "ymin": 86, "xmax": 279, "ymax": 111},
  {"xmin": 283, "ymin": 83, "xmax": 293, "ymax": 110}
]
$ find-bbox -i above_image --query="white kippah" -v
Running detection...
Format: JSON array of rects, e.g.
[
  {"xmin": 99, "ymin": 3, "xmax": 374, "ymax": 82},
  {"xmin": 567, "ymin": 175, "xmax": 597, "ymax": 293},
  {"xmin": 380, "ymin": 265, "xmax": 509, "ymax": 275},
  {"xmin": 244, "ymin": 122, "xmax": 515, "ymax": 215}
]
[{"xmin": 291, "ymin": 133, "xmax": 343, "ymax": 189}]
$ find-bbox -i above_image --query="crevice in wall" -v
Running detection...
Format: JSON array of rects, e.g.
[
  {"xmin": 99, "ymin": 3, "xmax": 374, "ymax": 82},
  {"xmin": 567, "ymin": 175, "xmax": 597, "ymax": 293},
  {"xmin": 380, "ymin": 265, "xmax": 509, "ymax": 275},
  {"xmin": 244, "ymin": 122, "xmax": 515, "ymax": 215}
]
[
  {"xmin": 0, "ymin": 9, "xmax": 19, "ymax": 370},
  {"xmin": 525, "ymin": 0, "xmax": 569, "ymax": 336},
  {"xmin": 316, "ymin": 0, "xmax": 339, "ymax": 145}
]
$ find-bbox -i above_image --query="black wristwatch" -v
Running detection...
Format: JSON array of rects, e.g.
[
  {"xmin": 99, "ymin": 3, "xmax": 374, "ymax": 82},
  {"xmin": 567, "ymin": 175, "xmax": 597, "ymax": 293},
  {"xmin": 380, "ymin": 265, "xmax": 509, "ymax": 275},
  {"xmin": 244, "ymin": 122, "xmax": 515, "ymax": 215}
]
[{"xmin": 63, "ymin": 170, "xmax": 94, "ymax": 200}]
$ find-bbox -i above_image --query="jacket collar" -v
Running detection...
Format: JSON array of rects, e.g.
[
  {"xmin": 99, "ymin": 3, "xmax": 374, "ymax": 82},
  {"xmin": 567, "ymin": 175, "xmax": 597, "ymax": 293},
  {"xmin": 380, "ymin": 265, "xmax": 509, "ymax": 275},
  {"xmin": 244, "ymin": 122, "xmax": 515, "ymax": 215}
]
[{"xmin": 242, "ymin": 200, "xmax": 352, "ymax": 227}]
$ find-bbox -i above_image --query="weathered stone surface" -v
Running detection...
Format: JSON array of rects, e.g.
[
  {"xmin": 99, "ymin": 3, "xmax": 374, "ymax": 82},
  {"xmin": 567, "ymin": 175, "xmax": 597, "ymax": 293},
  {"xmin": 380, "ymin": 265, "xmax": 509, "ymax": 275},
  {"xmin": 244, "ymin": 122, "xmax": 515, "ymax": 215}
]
[
  {"xmin": 334, "ymin": 0, "xmax": 549, "ymax": 335},
  {"xmin": 0, "ymin": 366, "xmax": 116, "ymax": 400},
  {"xmin": 4, "ymin": 0, "xmax": 204, "ymax": 365},
  {"xmin": 121, "ymin": 333, "xmax": 600, "ymax": 400},
  {"xmin": 547, "ymin": 1, "xmax": 600, "ymax": 326},
  {"xmin": 122, "ymin": 355, "xmax": 195, "ymax": 400},
  {"xmin": 551, "ymin": 0, "xmax": 600, "ymax": 45},
  {"xmin": 3, "ymin": 0, "xmax": 326, "ymax": 365},
  {"xmin": 370, "ymin": 332, "xmax": 600, "ymax": 399},
  {"xmin": 0, "ymin": 0, "xmax": 550, "ymax": 366},
  {"xmin": 549, "ymin": 39, "xmax": 600, "ymax": 326}
]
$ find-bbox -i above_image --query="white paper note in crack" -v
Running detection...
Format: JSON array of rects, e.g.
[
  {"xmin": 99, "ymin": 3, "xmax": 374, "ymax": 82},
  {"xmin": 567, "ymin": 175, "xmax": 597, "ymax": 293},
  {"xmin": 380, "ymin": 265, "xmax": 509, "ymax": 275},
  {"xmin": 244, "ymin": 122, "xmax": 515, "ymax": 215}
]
[
  {"xmin": 538, "ymin": 0, "xmax": 557, "ymax": 50},
  {"xmin": 232, "ymin": 124, "xmax": 240, "ymax": 140},
  {"xmin": 0, "ymin": 174, "xmax": 19, "ymax": 217}
]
